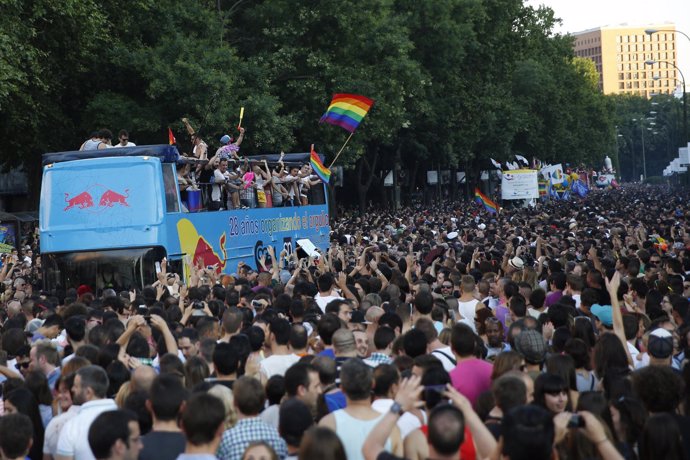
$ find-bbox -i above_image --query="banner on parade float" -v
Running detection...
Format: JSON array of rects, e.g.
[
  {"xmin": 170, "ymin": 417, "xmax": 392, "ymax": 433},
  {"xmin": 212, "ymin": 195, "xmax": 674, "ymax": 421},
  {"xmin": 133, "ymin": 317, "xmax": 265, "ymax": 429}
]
[
  {"xmin": 595, "ymin": 174, "xmax": 616, "ymax": 188},
  {"xmin": 501, "ymin": 169, "xmax": 539, "ymax": 200},
  {"xmin": 540, "ymin": 164, "xmax": 565, "ymax": 184}
]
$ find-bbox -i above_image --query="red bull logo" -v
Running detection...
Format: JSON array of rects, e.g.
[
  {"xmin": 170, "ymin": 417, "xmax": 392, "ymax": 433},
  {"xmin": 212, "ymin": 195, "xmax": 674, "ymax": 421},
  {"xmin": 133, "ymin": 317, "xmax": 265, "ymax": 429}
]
[
  {"xmin": 177, "ymin": 219, "xmax": 227, "ymax": 275},
  {"xmin": 63, "ymin": 185, "xmax": 130, "ymax": 213},
  {"xmin": 99, "ymin": 189, "xmax": 130, "ymax": 207},
  {"xmin": 64, "ymin": 191, "xmax": 94, "ymax": 211}
]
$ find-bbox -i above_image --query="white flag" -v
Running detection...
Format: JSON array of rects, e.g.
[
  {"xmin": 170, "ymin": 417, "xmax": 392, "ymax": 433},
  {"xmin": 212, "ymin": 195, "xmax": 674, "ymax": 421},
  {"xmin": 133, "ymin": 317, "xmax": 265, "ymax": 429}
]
[
  {"xmin": 490, "ymin": 158, "xmax": 502, "ymax": 170},
  {"xmin": 515, "ymin": 154, "xmax": 529, "ymax": 165}
]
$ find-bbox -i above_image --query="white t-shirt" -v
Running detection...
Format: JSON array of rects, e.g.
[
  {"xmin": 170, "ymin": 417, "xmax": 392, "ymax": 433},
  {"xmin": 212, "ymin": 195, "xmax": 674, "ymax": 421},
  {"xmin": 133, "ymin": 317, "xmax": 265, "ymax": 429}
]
[
  {"xmin": 430, "ymin": 346, "xmax": 456, "ymax": 372},
  {"xmin": 372, "ymin": 399, "xmax": 423, "ymax": 438},
  {"xmin": 259, "ymin": 353, "xmax": 300, "ymax": 379},
  {"xmin": 56, "ymin": 398, "xmax": 118, "ymax": 460},
  {"xmin": 315, "ymin": 294, "xmax": 344, "ymax": 313},
  {"xmin": 113, "ymin": 141, "xmax": 136, "ymax": 148},
  {"xmin": 457, "ymin": 299, "xmax": 480, "ymax": 331},
  {"xmin": 626, "ymin": 341, "xmax": 640, "ymax": 361},
  {"xmin": 212, "ymin": 169, "xmax": 229, "ymax": 201},
  {"xmin": 572, "ymin": 294, "xmax": 582, "ymax": 310},
  {"xmin": 44, "ymin": 405, "xmax": 80, "ymax": 455}
]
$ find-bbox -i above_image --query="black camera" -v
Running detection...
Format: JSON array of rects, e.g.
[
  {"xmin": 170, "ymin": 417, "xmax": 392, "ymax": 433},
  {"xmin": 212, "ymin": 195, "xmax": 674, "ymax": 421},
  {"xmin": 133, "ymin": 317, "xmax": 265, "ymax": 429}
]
[
  {"xmin": 567, "ymin": 414, "xmax": 586, "ymax": 429},
  {"xmin": 192, "ymin": 301, "xmax": 204, "ymax": 310}
]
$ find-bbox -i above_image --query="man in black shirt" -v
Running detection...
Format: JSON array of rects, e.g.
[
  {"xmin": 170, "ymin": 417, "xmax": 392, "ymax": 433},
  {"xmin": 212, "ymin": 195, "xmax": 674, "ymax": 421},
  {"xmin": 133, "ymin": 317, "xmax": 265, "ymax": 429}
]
[{"xmin": 139, "ymin": 374, "xmax": 189, "ymax": 460}]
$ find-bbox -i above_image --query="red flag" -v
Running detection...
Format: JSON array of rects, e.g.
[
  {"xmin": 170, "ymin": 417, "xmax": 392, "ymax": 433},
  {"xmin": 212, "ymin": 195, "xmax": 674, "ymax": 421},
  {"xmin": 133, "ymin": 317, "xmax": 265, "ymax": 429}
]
[{"xmin": 168, "ymin": 128, "xmax": 176, "ymax": 145}]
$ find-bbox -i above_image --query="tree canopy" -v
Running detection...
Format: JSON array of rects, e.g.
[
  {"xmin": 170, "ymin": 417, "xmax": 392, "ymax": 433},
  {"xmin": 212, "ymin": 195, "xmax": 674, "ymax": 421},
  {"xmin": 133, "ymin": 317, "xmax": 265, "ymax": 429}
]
[{"xmin": 1, "ymin": 0, "xmax": 624, "ymax": 206}]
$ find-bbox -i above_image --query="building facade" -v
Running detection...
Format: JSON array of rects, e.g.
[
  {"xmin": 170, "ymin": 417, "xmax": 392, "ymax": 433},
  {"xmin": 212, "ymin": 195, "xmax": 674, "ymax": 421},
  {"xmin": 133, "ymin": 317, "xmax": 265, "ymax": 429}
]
[{"xmin": 573, "ymin": 24, "xmax": 678, "ymax": 98}]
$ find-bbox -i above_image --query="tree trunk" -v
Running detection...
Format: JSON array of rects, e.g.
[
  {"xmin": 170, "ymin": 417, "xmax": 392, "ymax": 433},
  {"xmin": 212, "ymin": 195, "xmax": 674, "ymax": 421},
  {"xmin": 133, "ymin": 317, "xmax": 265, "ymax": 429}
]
[{"xmin": 356, "ymin": 148, "xmax": 379, "ymax": 216}]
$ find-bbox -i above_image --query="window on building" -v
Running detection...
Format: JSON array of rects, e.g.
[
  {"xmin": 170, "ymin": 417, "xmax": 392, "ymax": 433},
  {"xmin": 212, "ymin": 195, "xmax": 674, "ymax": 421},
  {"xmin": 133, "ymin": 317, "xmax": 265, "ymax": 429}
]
[{"xmin": 619, "ymin": 82, "xmax": 625, "ymax": 89}]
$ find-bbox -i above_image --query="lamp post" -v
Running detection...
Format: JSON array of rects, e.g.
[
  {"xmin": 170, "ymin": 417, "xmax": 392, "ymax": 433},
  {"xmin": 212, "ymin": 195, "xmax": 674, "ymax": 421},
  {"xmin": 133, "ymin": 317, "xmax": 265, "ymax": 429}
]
[
  {"xmin": 645, "ymin": 59, "xmax": 688, "ymax": 145},
  {"xmin": 645, "ymin": 28, "xmax": 690, "ymax": 43}
]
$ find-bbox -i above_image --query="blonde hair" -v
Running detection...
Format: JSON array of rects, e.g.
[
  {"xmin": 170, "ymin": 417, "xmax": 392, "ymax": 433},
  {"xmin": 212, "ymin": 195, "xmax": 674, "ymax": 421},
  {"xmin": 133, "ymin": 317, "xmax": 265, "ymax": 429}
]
[
  {"xmin": 208, "ymin": 384, "xmax": 238, "ymax": 429},
  {"xmin": 522, "ymin": 267, "xmax": 538, "ymax": 289},
  {"xmin": 114, "ymin": 381, "xmax": 131, "ymax": 408}
]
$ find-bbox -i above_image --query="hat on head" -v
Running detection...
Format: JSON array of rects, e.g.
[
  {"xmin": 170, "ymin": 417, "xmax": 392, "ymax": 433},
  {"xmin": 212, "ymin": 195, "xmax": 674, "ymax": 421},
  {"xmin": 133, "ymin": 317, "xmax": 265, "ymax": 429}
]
[
  {"xmin": 77, "ymin": 284, "xmax": 92, "ymax": 297},
  {"xmin": 220, "ymin": 134, "xmax": 232, "ymax": 145},
  {"xmin": 25, "ymin": 318, "xmax": 44, "ymax": 334},
  {"xmin": 508, "ymin": 257, "xmax": 525, "ymax": 271},
  {"xmin": 648, "ymin": 328, "xmax": 674, "ymax": 359},
  {"xmin": 477, "ymin": 223, "xmax": 487, "ymax": 230},
  {"xmin": 514, "ymin": 329, "xmax": 547, "ymax": 364},
  {"xmin": 590, "ymin": 304, "xmax": 613, "ymax": 327},
  {"xmin": 447, "ymin": 231, "xmax": 459, "ymax": 241},
  {"xmin": 279, "ymin": 270, "xmax": 292, "ymax": 285}
]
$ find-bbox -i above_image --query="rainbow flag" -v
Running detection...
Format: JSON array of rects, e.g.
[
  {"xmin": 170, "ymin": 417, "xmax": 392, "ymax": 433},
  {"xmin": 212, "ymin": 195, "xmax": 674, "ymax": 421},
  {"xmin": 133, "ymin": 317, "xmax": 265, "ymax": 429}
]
[
  {"xmin": 168, "ymin": 128, "xmax": 176, "ymax": 145},
  {"xmin": 474, "ymin": 188, "xmax": 498, "ymax": 214},
  {"xmin": 320, "ymin": 93, "xmax": 374, "ymax": 133},
  {"xmin": 310, "ymin": 146, "xmax": 331, "ymax": 183}
]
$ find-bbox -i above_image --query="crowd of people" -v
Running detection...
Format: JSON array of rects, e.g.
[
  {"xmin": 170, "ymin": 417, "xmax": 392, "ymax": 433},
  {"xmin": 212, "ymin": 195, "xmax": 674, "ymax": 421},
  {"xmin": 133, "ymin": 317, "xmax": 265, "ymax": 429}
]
[
  {"xmin": 0, "ymin": 185, "xmax": 689, "ymax": 460},
  {"xmin": 78, "ymin": 127, "xmax": 325, "ymax": 211}
]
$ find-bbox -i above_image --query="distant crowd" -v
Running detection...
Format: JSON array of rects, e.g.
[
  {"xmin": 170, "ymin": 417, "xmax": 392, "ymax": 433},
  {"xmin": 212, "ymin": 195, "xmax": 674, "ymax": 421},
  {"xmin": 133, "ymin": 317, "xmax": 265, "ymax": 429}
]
[{"xmin": 0, "ymin": 185, "xmax": 689, "ymax": 460}]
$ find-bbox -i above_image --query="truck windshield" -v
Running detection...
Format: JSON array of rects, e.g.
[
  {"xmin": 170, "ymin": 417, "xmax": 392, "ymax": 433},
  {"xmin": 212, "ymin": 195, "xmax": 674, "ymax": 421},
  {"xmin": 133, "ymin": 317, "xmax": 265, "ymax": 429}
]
[{"xmin": 42, "ymin": 247, "xmax": 165, "ymax": 292}]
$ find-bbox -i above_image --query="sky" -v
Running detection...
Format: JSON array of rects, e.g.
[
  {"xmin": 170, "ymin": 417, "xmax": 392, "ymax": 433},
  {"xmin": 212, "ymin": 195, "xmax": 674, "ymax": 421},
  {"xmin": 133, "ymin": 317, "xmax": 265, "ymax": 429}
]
[{"xmin": 525, "ymin": 0, "xmax": 690, "ymax": 87}]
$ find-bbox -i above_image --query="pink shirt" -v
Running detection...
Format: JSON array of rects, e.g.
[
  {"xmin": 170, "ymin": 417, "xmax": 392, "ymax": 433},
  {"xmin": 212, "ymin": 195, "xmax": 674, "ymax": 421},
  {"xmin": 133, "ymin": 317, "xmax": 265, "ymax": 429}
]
[{"xmin": 449, "ymin": 358, "xmax": 493, "ymax": 407}]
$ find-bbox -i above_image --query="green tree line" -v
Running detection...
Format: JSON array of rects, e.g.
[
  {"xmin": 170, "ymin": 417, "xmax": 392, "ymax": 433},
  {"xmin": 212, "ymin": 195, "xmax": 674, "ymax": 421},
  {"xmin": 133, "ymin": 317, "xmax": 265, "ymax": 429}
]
[{"xmin": 0, "ymin": 0, "xmax": 620, "ymax": 208}]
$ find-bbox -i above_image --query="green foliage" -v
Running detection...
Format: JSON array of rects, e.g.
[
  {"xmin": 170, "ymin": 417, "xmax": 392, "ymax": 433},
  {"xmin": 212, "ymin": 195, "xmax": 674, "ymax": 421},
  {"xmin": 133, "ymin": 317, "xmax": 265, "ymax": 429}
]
[{"xmin": 0, "ymin": 0, "xmax": 619, "ymax": 206}]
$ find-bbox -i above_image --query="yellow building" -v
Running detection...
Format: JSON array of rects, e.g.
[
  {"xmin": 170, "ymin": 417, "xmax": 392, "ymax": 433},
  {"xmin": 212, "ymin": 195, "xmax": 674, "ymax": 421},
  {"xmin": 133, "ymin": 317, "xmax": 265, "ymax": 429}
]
[{"xmin": 573, "ymin": 24, "xmax": 678, "ymax": 98}]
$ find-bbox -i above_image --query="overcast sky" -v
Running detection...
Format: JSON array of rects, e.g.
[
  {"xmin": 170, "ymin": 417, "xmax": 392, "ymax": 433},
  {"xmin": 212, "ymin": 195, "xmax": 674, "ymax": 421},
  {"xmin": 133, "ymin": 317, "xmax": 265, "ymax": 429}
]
[{"xmin": 525, "ymin": 0, "xmax": 689, "ymax": 87}]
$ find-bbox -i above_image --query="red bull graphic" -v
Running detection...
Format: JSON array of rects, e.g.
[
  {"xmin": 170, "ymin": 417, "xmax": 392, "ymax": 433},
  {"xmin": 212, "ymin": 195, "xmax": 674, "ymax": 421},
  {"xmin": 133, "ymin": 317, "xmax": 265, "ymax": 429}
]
[
  {"xmin": 63, "ymin": 185, "xmax": 130, "ymax": 212},
  {"xmin": 64, "ymin": 191, "xmax": 94, "ymax": 211},
  {"xmin": 99, "ymin": 189, "xmax": 130, "ymax": 207},
  {"xmin": 177, "ymin": 219, "xmax": 227, "ymax": 275}
]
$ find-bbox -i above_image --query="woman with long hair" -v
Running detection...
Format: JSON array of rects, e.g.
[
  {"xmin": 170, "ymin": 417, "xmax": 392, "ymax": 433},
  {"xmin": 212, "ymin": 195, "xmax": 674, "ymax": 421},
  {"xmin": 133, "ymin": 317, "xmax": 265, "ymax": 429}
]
[
  {"xmin": 593, "ymin": 333, "xmax": 629, "ymax": 384},
  {"xmin": 565, "ymin": 338, "xmax": 599, "ymax": 393},
  {"xmin": 23, "ymin": 370, "xmax": 53, "ymax": 428},
  {"xmin": 5, "ymin": 388, "xmax": 45, "ymax": 460},
  {"xmin": 639, "ymin": 413, "xmax": 688, "ymax": 460},
  {"xmin": 184, "ymin": 355, "xmax": 210, "ymax": 389},
  {"xmin": 545, "ymin": 354, "xmax": 580, "ymax": 409},
  {"xmin": 533, "ymin": 373, "xmax": 571, "ymax": 416},
  {"xmin": 605, "ymin": 395, "xmax": 648, "ymax": 460},
  {"xmin": 490, "ymin": 351, "xmax": 524, "ymax": 381}
]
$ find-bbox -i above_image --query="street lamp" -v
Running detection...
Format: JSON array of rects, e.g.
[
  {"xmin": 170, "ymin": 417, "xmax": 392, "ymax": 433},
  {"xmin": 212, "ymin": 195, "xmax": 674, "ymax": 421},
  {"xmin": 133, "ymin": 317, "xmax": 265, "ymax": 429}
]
[
  {"xmin": 646, "ymin": 59, "xmax": 687, "ymax": 145},
  {"xmin": 645, "ymin": 28, "xmax": 690, "ymax": 43}
]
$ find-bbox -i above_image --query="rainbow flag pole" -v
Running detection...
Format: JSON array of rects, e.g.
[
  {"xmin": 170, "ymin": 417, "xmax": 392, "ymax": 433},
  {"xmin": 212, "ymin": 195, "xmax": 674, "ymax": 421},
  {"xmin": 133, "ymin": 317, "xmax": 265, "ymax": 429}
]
[{"xmin": 329, "ymin": 132, "xmax": 354, "ymax": 169}]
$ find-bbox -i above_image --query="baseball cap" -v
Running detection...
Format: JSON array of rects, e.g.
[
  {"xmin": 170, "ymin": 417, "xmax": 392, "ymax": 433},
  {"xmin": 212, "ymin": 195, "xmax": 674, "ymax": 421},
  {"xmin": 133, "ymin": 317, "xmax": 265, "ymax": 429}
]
[
  {"xmin": 648, "ymin": 328, "xmax": 674, "ymax": 359},
  {"xmin": 77, "ymin": 284, "xmax": 92, "ymax": 297},
  {"xmin": 220, "ymin": 134, "xmax": 232, "ymax": 145},
  {"xmin": 590, "ymin": 304, "xmax": 613, "ymax": 327},
  {"xmin": 514, "ymin": 329, "xmax": 547, "ymax": 364}
]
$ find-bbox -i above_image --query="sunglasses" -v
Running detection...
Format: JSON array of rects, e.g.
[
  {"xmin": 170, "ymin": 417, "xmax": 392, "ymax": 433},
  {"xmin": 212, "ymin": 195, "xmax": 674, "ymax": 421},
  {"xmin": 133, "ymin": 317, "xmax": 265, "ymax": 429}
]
[
  {"xmin": 442, "ymin": 284, "xmax": 453, "ymax": 289},
  {"xmin": 15, "ymin": 362, "xmax": 30, "ymax": 370}
]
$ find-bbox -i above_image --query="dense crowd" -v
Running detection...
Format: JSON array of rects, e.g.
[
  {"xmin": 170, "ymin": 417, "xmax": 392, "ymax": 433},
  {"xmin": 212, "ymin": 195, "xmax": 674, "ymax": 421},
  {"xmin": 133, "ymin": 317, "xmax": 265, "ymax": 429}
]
[{"xmin": 0, "ymin": 185, "xmax": 689, "ymax": 460}]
